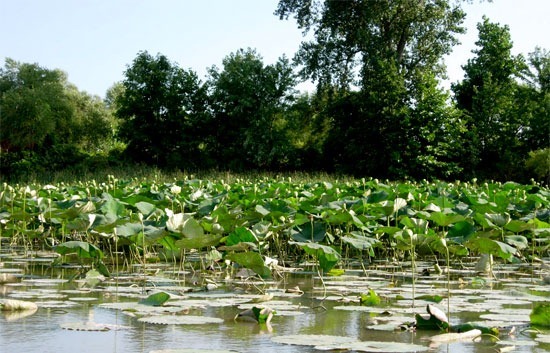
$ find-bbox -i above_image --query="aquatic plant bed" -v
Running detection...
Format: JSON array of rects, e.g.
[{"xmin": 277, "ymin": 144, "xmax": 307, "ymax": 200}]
[{"xmin": 0, "ymin": 177, "xmax": 549, "ymax": 351}]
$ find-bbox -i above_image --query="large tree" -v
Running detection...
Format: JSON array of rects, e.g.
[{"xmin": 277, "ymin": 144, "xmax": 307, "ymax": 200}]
[
  {"xmin": 1, "ymin": 59, "xmax": 74, "ymax": 152},
  {"xmin": 0, "ymin": 58, "xmax": 113, "ymax": 177},
  {"xmin": 207, "ymin": 48, "xmax": 297, "ymax": 169},
  {"xmin": 276, "ymin": 0, "xmax": 467, "ymax": 178},
  {"xmin": 116, "ymin": 51, "xmax": 211, "ymax": 168},
  {"xmin": 452, "ymin": 17, "xmax": 529, "ymax": 180}
]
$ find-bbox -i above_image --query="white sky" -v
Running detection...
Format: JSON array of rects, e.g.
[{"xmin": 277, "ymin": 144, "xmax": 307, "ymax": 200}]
[{"xmin": 1, "ymin": 0, "xmax": 548, "ymax": 98}]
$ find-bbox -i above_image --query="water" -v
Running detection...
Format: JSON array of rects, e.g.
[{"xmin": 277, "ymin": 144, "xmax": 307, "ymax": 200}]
[{"xmin": 1, "ymin": 250, "xmax": 549, "ymax": 353}]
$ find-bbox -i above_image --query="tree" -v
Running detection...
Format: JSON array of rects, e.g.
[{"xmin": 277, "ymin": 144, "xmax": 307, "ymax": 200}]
[
  {"xmin": 207, "ymin": 48, "xmax": 297, "ymax": 169},
  {"xmin": 0, "ymin": 58, "xmax": 72, "ymax": 152},
  {"xmin": 520, "ymin": 47, "xmax": 550, "ymax": 152},
  {"xmin": 116, "ymin": 51, "xmax": 211, "ymax": 168},
  {"xmin": 0, "ymin": 58, "xmax": 114, "ymax": 178},
  {"xmin": 452, "ymin": 17, "xmax": 528, "ymax": 180},
  {"xmin": 276, "ymin": 0, "xmax": 467, "ymax": 178}
]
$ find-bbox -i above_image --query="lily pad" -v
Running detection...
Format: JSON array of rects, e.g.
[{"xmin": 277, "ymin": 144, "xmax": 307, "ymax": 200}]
[
  {"xmin": 60, "ymin": 322, "xmax": 111, "ymax": 331},
  {"xmin": 149, "ymin": 348, "xmax": 237, "ymax": 353},
  {"xmin": 535, "ymin": 334, "xmax": 550, "ymax": 344},
  {"xmin": 429, "ymin": 329, "xmax": 482, "ymax": 344},
  {"xmin": 0, "ymin": 299, "xmax": 38, "ymax": 311},
  {"xmin": 318, "ymin": 341, "xmax": 429, "ymax": 352},
  {"xmin": 138, "ymin": 291, "xmax": 171, "ymax": 306},
  {"xmin": 479, "ymin": 313, "xmax": 530, "ymax": 323},
  {"xmin": 271, "ymin": 334, "xmax": 358, "ymax": 347},
  {"xmin": 137, "ymin": 315, "xmax": 223, "ymax": 325}
]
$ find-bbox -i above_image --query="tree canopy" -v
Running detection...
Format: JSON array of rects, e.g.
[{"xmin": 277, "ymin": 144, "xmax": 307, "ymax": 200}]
[{"xmin": 0, "ymin": 1, "xmax": 547, "ymax": 184}]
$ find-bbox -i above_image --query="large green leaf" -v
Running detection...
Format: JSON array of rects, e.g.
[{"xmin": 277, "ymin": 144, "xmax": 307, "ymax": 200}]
[
  {"xmin": 429, "ymin": 212, "xmax": 465, "ymax": 227},
  {"xmin": 139, "ymin": 291, "xmax": 170, "ymax": 306},
  {"xmin": 484, "ymin": 212, "xmax": 511, "ymax": 228},
  {"xmin": 100, "ymin": 193, "xmax": 125, "ymax": 223},
  {"xmin": 289, "ymin": 241, "xmax": 341, "ymax": 273},
  {"xmin": 55, "ymin": 241, "xmax": 103, "ymax": 259},
  {"xmin": 176, "ymin": 233, "xmax": 222, "ymax": 250},
  {"xmin": 341, "ymin": 232, "xmax": 379, "ymax": 253},
  {"xmin": 447, "ymin": 221, "xmax": 476, "ymax": 243},
  {"xmin": 504, "ymin": 235, "xmax": 528, "ymax": 250},
  {"xmin": 290, "ymin": 221, "xmax": 326, "ymax": 242},
  {"xmin": 467, "ymin": 237, "xmax": 517, "ymax": 260},
  {"xmin": 180, "ymin": 217, "xmax": 204, "ymax": 239},
  {"xmin": 224, "ymin": 227, "xmax": 257, "ymax": 246},
  {"xmin": 115, "ymin": 222, "xmax": 167, "ymax": 245},
  {"xmin": 225, "ymin": 252, "xmax": 271, "ymax": 278}
]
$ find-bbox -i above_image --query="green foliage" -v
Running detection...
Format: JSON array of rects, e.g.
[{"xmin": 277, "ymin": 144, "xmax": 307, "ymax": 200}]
[
  {"xmin": 530, "ymin": 302, "xmax": 550, "ymax": 327},
  {"xmin": 116, "ymin": 51, "xmax": 211, "ymax": 169},
  {"xmin": 207, "ymin": 48, "xmax": 297, "ymax": 169},
  {"xmin": 526, "ymin": 148, "xmax": 550, "ymax": 185},
  {"xmin": 452, "ymin": 17, "xmax": 542, "ymax": 181},
  {"xmin": 290, "ymin": 241, "xmax": 341, "ymax": 273},
  {"xmin": 55, "ymin": 241, "xmax": 104, "ymax": 259},
  {"xmin": 138, "ymin": 291, "xmax": 171, "ymax": 306},
  {"xmin": 0, "ymin": 58, "xmax": 116, "ymax": 180},
  {"xmin": 225, "ymin": 252, "xmax": 272, "ymax": 279},
  {"xmin": 0, "ymin": 177, "xmax": 548, "ymax": 278},
  {"xmin": 359, "ymin": 289, "xmax": 381, "ymax": 306}
]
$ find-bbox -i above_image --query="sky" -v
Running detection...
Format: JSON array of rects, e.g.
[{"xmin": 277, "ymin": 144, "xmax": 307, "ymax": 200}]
[{"xmin": 1, "ymin": 0, "xmax": 548, "ymax": 98}]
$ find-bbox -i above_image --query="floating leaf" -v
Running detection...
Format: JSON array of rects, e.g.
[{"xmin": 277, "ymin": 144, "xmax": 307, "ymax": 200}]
[
  {"xmin": 138, "ymin": 291, "xmax": 171, "ymax": 306},
  {"xmin": 271, "ymin": 334, "xmax": 358, "ymax": 347},
  {"xmin": 415, "ymin": 294, "xmax": 444, "ymax": 303},
  {"xmin": 137, "ymin": 315, "xmax": 223, "ymax": 325},
  {"xmin": 0, "ymin": 299, "xmax": 38, "ymax": 311},
  {"xmin": 60, "ymin": 322, "xmax": 111, "ymax": 331},
  {"xmin": 149, "ymin": 348, "xmax": 237, "ymax": 353},
  {"xmin": 320, "ymin": 341, "xmax": 429, "ymax": 352},
  {"xmin": 430, "ymin": 329, "xmax": 481, "ymax": 345}
]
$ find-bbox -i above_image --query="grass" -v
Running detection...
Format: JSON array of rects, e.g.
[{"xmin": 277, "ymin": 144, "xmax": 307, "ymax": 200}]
[{"xmin": 2, "ymin": 164, "xmax": 355, "ymax": 186}]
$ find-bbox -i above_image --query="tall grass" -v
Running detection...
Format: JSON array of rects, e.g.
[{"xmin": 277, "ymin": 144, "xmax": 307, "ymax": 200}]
[{"xmin": 2, "ymin": 163, "xmax": 355, "ymax": 185}]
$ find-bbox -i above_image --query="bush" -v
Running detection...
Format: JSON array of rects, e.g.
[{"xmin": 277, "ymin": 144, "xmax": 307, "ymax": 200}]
[{"xmin": 526, "ymin": 148, "xmax": 550, "ymax": 185}]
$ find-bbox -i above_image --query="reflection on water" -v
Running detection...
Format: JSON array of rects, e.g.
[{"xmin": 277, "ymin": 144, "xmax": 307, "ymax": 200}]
[{"xmin": 1, "ymin": 252, "xmax": 549, "ymax": 353}]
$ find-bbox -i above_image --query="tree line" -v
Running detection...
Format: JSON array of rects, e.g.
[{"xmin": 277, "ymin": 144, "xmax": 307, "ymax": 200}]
[{"xmin": 1, "ymin": 0, "xmax": 548, "ymax": 183}]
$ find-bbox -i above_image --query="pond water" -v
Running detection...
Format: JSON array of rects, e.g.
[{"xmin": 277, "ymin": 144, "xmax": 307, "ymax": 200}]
[{"xmin": 1, "ymin": 249, "xmax": 549, "ymax": 353}]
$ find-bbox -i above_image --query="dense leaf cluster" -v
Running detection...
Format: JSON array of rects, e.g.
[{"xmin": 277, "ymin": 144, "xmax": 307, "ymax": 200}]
[{"xmin": 0, "ymin": 178, "xmax": 548, "ymax": 275}]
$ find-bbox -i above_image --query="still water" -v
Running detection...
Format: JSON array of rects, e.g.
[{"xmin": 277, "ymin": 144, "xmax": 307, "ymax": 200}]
[{"xmin": 1, "ymin": 251, "xmax": 549, "ymax": 353}]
